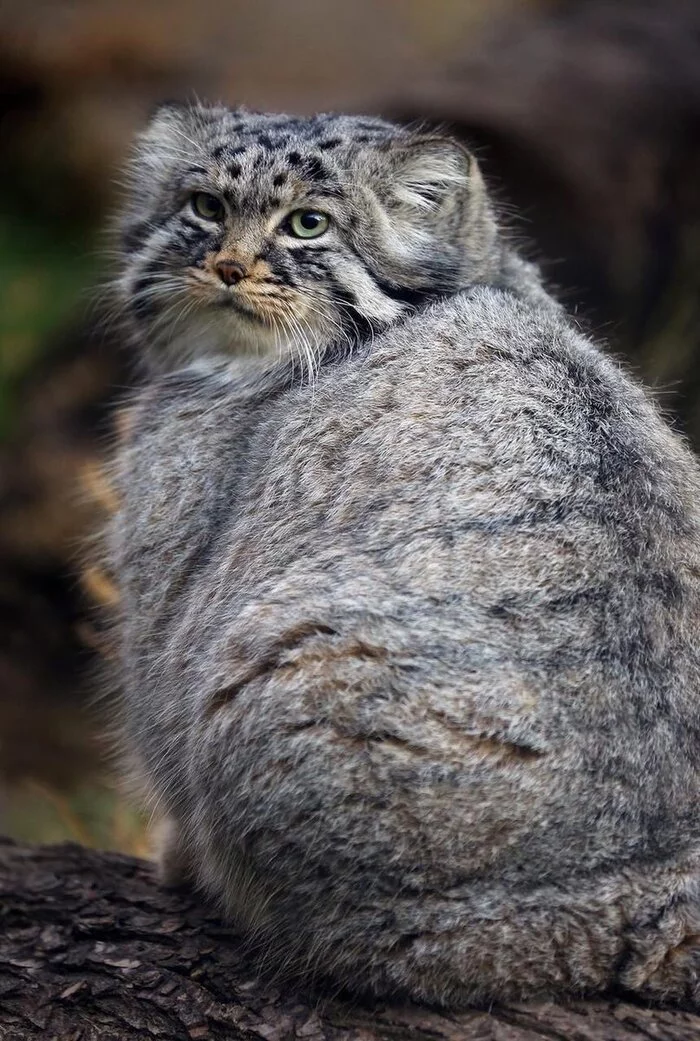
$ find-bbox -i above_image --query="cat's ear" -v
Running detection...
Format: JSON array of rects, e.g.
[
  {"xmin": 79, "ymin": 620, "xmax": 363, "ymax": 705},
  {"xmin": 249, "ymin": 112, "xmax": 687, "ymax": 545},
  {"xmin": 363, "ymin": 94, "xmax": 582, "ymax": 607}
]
[
  {"xmin": 139, "ymin": 100, "xmax": 200, "ymax": 151},
  {"xmin": 144, "ymin": 99, "xmax": 233, "ymax": 136},
  {"xmin": 127, "ymin": 102, "xmax": 209, "ymax": 190},
  {"xmin": 379, "ymin": 135, "xmax": 497, "ymax": 279},
  {"xmin": 389, "ymin": 136, "xmax": 476, "ymax": 217}
]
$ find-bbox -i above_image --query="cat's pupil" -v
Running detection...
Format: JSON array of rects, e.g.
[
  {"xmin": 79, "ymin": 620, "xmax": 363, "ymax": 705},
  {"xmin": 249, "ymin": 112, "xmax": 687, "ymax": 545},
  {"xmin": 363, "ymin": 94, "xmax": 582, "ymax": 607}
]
[{"xmin": 300, "ymin": 213, "xmax": 322, "ymax": 230}]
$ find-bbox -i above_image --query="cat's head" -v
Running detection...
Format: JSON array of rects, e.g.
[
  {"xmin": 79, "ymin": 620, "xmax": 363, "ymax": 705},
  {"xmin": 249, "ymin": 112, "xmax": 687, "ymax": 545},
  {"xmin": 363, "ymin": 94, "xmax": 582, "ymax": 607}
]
[{"xmin": 116, "ymin": 102, "xmax": 499, "ymax": 371}]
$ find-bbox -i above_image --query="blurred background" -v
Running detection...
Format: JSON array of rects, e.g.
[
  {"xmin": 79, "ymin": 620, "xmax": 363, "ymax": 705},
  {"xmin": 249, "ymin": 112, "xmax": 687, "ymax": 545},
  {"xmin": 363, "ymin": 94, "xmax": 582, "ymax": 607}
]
[{"xmin": 1, "ymin": 0, "xmax": 699, "ymax": 852}]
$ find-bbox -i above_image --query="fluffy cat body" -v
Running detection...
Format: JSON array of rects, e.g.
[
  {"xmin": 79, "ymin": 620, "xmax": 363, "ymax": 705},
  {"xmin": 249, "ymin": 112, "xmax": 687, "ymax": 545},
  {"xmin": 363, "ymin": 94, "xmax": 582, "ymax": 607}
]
[{"xmin": 110, "ymin": 104, "xmax": 700, "ymax": 1007}]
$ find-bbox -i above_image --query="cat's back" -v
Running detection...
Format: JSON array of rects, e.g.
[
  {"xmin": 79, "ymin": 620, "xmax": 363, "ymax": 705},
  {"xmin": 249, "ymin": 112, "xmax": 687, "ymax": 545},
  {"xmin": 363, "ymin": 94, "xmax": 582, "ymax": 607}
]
[
  {"xmin": 116, "ymin": 285, "xmax": 700, "ymax": 890},
  {"xmin": 210, "ymin": 283, "xmax": 700, "ymax": 631}
]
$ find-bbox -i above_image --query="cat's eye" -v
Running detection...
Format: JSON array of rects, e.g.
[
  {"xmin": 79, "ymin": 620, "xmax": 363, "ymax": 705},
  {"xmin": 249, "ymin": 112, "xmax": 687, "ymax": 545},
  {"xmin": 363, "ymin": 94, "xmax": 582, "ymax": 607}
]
[
  {"xmin": 191, "ymin": 192, "xmax": 225, "ymax": 221},
  {"xmin": 287, "ymin": 210, "xmax": 330, "ymax": 239}
]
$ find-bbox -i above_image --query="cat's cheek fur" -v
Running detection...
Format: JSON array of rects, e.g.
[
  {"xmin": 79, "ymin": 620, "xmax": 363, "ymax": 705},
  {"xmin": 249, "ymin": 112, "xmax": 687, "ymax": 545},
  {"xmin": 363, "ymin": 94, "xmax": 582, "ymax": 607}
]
[{"xmin": 114, "ymin": 104, "xmax": 504, "ymax": 371}]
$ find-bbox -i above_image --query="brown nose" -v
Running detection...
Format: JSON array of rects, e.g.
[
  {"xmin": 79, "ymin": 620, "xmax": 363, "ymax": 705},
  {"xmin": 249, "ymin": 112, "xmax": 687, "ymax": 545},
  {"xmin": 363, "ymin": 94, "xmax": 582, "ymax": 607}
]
[{"xmin": 216, "ymin": 260, "xmax": 247, "ymax": 286}]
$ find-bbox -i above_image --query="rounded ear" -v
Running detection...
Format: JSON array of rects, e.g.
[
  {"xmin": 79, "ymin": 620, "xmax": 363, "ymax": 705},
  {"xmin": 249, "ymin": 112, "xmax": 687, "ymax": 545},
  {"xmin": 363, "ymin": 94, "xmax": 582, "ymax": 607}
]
[
  {"xmin": 135, "ymin": 100, "xmax": 241, "ymax": 169},
  {"xmin": 389, "ymin": 135, "xmax": 476, "ymax": 215},
  {"xmin": 140, "ymin": 99, "xmax": 205, "ymax": 148},
  {"xmin": 380, "ymin": 135, "xmax": 498, "ymax": 280},
  {"xmin": 128, "ymin": 102, "xmax": 208, "ymax": 192}
]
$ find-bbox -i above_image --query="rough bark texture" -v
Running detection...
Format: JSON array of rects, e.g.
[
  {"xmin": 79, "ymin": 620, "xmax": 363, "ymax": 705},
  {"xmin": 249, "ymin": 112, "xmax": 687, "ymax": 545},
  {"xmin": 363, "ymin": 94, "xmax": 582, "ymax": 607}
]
[{"xmin": 1, "ymin": 839, "xmax": 700, "ymax": 1041}]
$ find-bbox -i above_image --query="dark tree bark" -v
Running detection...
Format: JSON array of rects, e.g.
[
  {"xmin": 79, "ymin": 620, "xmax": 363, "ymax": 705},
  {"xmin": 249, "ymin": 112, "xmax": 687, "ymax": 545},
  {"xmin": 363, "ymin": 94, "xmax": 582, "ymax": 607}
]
[{"xmin": 1, "ymin": 839, "xmax": 700, "ymax": 1040}]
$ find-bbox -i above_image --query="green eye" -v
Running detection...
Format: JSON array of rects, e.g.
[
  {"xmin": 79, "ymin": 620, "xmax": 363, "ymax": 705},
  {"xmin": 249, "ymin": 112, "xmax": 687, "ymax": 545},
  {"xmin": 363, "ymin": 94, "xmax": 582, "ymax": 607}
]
[
  {"xmin": 191, "ymin": 192, "xmax": 224, "ymax": 221},
  {"xmin": 287, "ymin": 210, "xmax": 330, "ymax": 238}
]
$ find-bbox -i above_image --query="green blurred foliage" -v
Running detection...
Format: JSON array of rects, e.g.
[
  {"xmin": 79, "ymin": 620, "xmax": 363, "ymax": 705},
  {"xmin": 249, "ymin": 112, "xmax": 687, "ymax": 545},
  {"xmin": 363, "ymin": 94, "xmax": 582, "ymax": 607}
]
[{"xmin": 0, "ymin": 210, "xmax": 96, "ymax": 440}]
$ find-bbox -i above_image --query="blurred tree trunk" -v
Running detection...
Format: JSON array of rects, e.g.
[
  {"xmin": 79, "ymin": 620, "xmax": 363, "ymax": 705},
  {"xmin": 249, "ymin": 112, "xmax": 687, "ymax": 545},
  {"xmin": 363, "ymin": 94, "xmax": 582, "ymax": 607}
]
[{"xmin": 1, "ymin": 838, "xmax": 700, "ymax": 1040}]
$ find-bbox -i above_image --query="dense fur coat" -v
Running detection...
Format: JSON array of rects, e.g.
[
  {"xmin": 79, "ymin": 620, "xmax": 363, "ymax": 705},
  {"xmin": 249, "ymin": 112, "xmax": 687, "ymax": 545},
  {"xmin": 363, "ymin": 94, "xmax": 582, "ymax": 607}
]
[
  {"xmin": 109, "ymin": 104, "xmax": 700, "ymax": 1008},
  {"xmin": 112, "ymin": 283, "xmax": 700, "ymax": 1007}
]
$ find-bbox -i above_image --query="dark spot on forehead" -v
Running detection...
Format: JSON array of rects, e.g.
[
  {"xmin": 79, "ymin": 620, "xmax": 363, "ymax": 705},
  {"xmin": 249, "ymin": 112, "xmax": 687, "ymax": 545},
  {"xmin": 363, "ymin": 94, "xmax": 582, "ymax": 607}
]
[
  {"xmin": 228, "ymin": 163, "xmax": 241, "ymax": 178},
  {"xmin": 318, "ymin": 138, "xmax": 342, "ymax": 151},
  {"xmin": 229, "ymin": 145, "xmax": 247, "ymax": 158},
  {"xmin": 286, "ymin": 151, "xmax": 302, "ymax": 166},
  {"xmin": 212, "ymin": 145, "xmax": 226, "ymax": 159},
  {"xmin": 186, "ymin": 164, "xmax": 208, "ymax": 175},
  {"xmin": 257, "ymin": 133, "xmax": 275, "ymax": 149},
  {"xmin": 269, "ymin": 196, "xmax": 281, "ymax": 209},
  {"xmin": 273, "ymin": 172, "xmax": 288, "ymax": 187},
  {"xmin": 356, "ymin": 134, "xmax": 372, "ymax": 143},
  {"xmin": 304, "ymin": 156, "xmax": 329, "ymax": 181}
]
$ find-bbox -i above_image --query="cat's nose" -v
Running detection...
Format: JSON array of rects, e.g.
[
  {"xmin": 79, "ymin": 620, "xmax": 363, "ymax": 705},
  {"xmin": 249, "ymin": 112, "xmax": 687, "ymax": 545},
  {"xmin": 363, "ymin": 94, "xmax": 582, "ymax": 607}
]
[{"xmin": 216, "ymin": 260, "xmax": 247, "ymax": 286}]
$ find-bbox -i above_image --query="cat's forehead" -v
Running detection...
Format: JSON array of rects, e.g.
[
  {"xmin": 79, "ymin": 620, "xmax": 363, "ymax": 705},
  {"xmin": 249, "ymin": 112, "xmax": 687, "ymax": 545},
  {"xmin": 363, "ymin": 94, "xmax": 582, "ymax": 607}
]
[
  {"xmin": 203, "ymin": 110, "xmax": 398, "ymax": 158},
  {"xmin": 174, "ymin": 109, "xmax": 403, "ymax": 204}
]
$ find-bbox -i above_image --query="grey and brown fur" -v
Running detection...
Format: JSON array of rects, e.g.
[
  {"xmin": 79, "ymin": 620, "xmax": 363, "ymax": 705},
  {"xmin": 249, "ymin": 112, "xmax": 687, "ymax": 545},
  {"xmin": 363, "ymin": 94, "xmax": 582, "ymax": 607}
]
[
  {"xmin": 109, "ymin": 104, "xmax": 700, "ymax": 1008},
  {"xmin": 115, "ymin": 102, "xmax": 547, "ymax": 375}
]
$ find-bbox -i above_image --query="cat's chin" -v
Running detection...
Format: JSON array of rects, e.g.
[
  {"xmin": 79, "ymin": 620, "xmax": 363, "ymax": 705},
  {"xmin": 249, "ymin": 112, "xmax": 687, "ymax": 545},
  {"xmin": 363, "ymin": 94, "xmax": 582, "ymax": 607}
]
[
  {"xmin": 148, "ymin": 306, "xmax": 329, "ymax": 375},
  {"xmin": 214, "ymin": 294, "xmax": 266, "ymax": 323},
  {"xmin": 165, "ymin": 307, "xmax": 281, "ymax": 361}
]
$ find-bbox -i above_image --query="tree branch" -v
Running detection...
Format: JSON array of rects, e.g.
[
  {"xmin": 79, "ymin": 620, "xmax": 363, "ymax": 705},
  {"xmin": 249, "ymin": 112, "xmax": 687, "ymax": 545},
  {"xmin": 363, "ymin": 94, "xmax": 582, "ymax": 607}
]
[{"xmin": 1, "ymin": 838, "xmax": 699, "ymax": 1040}]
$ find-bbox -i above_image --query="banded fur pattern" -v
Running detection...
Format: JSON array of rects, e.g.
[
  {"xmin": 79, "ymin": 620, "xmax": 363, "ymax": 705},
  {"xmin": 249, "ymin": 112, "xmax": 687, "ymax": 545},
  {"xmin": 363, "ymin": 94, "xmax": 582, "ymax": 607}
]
[{"xmin": 115, "ymin": 103, "xmax": 506, "ymax": 374}]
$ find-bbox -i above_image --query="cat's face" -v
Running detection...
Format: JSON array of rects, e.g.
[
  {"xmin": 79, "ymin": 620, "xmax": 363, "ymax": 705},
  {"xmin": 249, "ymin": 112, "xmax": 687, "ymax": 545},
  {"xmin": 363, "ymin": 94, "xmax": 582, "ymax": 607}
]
[{"xmin": 117, "ymin": 103, "xmax": 497, "ymax": 371}]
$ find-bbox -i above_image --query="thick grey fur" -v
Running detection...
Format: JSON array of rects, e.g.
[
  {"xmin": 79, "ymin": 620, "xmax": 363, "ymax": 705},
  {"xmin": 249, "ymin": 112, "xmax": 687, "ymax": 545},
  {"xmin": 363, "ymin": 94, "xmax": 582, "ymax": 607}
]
[{"xmin": 109, "ymin": 104, "xmax": 700, "ymax": 1008}]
